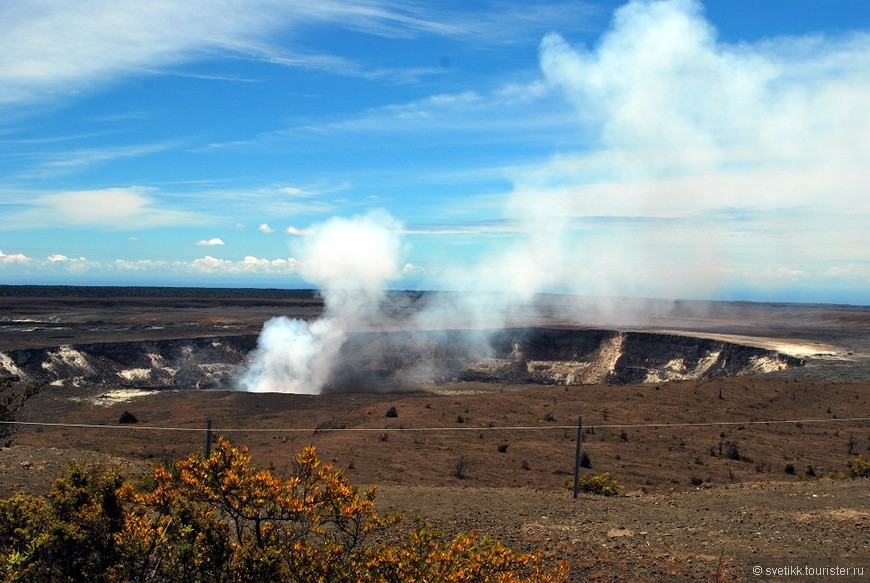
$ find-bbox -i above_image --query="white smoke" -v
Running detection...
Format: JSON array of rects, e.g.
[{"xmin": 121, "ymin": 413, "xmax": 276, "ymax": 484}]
[{"xmin": 238, "ymin": 210, "xmax": 403, "ymax": 393}]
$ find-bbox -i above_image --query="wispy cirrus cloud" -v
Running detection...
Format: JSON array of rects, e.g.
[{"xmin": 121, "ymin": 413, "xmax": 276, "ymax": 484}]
[
  {"xmin": 186, "ymin": 184, "xmax": 342, "ymax": 218},
  {"xmin": 277, "ymin": 83, "xmax": 574, "ymax": 144},
  {"xmin": 0, "ymin": 1, "xmax": 597, "ymax": 111},
  {"xmin": 19, "ymin": 142, "xmax": 175, "ymax": 178},
  {"xmin": 0, "ymin": 1, "xmax": 421, "ymax": 109},
  {"xmin": 253, "ymin": 49, "xmax": 444, "ymax": 85},
  {"xmin": 403, "ymin": 220, "xmax": 519, "ymax": 236}
]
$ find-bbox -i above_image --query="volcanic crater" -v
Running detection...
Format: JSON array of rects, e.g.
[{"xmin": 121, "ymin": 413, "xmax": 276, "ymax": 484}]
[
  {"xmin": 2, "ymin": 287, "xmax": 869, "ymax": 581},
  {"xmin": 0, "ymin": 328, "xmax": 804, "ymax": 392}
]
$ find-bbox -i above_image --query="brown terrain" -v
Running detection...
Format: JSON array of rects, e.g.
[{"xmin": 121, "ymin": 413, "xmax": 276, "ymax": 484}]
[{"xmin": 1, "ymin": 287, "xmax": 868, "ymax": 581}]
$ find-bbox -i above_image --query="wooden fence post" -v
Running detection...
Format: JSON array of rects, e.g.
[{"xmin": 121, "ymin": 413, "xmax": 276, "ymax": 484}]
[{"xmin": 573, "ymin": 416, "xmax": 583, "ymax": 499}]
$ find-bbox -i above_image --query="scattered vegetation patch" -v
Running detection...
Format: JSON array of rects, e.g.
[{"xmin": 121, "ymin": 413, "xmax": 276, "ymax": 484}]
[
  {"xmin": 825, "ymin": 455, "xmax": 870, "ymax": 480},
  {"xmin": 385, "ymin": 406, "xmax": 398, "ymax": 418},
  {"xmin": 847, "ymin": 455, "xmax": 870, "ymax": 478},
  {"xmin": 714, "ymin": 440, "xmax": 752, "ymax": 463},
  {"xmin": 571, "ymin": 472, "xmax": 623, "ymax": 497}
]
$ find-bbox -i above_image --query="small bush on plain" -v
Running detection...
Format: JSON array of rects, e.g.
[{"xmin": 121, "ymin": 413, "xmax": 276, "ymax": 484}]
[
  {"xmin": 847, "ymin": 454, "xmax": 870, "ymax": 478},
  {"xmin": 571, "ymin": 472, "xmax": 623, "ymax": 496}
]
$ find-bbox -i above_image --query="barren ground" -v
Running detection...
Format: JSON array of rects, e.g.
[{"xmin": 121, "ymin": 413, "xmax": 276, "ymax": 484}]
[{"xmin": 1, "ymin": 288, "xmax": 868, "ymax": 581}]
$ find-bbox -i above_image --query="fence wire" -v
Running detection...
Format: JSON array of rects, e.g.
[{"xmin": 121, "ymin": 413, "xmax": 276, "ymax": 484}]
[{"xmin": 2, "ymin": 416, "xmax": 869, "ymax": 433}]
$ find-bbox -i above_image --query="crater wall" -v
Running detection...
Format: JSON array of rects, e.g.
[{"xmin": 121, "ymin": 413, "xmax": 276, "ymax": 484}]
[{"xmin": 0, "ymin": 328, "xmax": 803, "ymax": 391}]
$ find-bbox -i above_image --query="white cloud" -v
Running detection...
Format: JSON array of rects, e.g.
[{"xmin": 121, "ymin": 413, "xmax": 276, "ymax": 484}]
[
  {"xmin": 286, "ymin": 226, "xmax": 314, "ymax": 236},
  {"xmin": 826, "ymin": 264, "xmax": 870, "ymax": 283},
  {"xmin": 114, "ymin": 259, "xmax": 168, "ymax": 271},
  {"xmin": 0, "ymin": 250, "xmax": 30, "ymax": 264},
  {"xmin": 3, "ymin": 186, "xmax": 205, "ymax": 230},
  {"xmin": 402, "ymin": 262, "xmax": 424, "ymax": 275},
  {"xmin": 258, "ymin": 223, "xmax": 275, "ymax": 234},
  {"xmin": 41, "ymin": 254, "xmax": 98, "ymax": 272},
  {"xmin": 186, "ymin": 255, "xmax": 299, "ymax": 274},
  {"xmin": 196, "ymin": 237, "xmax": 225, "ymax": 246},
  {"xmin": 761, "ymin": 267, "xmax": 808, "ymax": 282},
  {"xmin": 0, "ymin": 251, "xmax": 102, "ymax": 272}
]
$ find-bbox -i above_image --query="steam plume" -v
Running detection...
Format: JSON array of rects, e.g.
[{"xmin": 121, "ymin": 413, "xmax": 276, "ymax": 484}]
[
  {"xmin": 239, "ymin": 0, "xmax": 868, "ymax": 392},
  {"xmin": 239, "ymin": 210, "xmax": 403, "ymax": 393}
]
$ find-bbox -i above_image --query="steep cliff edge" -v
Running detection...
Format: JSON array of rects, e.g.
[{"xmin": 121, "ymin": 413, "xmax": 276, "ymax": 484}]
[{"xmin": 0, "ymin": 328, "xmax": 802, "ymax": 391}]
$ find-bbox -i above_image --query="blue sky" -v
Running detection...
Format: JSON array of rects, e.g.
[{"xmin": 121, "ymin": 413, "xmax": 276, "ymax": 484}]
[{"xmin": 1, "ymin": 0, "xmax": 868, "ymax": 304}]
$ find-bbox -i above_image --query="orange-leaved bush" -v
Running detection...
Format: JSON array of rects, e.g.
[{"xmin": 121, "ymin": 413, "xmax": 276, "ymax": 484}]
[{"xmin": 0, "ymin": 437, "xmax": 568, "ymax": 582}]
